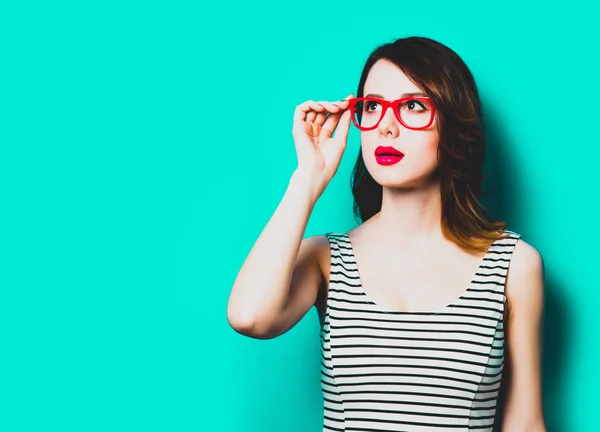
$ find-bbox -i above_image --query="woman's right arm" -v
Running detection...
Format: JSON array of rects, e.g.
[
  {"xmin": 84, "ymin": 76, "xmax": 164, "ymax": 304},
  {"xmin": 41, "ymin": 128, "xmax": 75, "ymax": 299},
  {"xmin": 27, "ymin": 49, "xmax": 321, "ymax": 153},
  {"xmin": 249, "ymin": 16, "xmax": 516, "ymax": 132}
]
[
  {"xmin": 226, "ymin": 170, "xmax": 327, "ymax": 339},
  {"xmin": 226, "ymin": 94, "xmax": 354, "ymax": 339}
]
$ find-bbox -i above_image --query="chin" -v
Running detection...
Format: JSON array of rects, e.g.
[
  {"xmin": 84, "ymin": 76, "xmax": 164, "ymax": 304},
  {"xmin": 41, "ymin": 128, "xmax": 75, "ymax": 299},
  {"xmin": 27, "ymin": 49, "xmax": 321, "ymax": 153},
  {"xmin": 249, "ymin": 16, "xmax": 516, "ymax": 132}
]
[
  {"xmin": 368, "ymin": 168, "xmax": 413, "ymax": 188},
  {"xmin": 375, "ymin": 177, "xmax": 422, "ymax": 189},
  {"xmin": 367, "ymin": 164, "xmax": 439, "ymax": 190}
]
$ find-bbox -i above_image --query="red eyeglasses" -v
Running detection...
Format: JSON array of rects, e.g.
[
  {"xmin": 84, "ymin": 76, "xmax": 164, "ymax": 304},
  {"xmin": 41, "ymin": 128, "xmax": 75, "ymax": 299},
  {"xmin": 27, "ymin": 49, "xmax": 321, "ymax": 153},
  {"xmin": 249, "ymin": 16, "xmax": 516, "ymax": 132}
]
[{"xmin": 349, "ymin": 96, "xmax": 435, "ymax": 131}]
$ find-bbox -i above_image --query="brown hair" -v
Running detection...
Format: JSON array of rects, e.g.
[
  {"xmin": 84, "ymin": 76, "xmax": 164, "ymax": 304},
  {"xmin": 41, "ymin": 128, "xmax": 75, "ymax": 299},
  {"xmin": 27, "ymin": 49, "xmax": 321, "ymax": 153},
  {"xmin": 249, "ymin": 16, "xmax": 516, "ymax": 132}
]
[{"xmin": 350, "ymin": 36, "xmax": 507, "ymax": 253}]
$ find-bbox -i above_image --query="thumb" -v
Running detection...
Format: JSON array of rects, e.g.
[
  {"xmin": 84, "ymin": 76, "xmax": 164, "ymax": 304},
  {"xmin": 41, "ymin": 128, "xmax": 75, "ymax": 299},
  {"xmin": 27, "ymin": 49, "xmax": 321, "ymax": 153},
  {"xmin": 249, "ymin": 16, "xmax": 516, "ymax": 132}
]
[{"xmin": 334, "ymin": 108, "xmax": 352, "ymax": 143}]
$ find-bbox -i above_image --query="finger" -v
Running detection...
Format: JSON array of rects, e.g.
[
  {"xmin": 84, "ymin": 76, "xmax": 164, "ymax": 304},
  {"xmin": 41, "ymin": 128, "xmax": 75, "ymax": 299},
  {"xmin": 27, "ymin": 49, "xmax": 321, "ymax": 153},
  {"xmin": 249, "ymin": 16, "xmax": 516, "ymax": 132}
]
[
  {"xmin": 333, "ymin": 100, "xmax": 349, "ymax": 110},
  {"xmin": 328, "ymin": 95, "xmax": 354, "ymax": 114},
  {"xmin": 316, "ymin": 101, "xmax": 344, "ymax": 113},
  {"xmin": 312, "ymin": 100, "xmax": 347, "ymax": 129},
  {"xmin": 314, "ymin": 111, "xmax": 327, "ymax": 127},
  {"xmin": 293, "ymin": 100, "xmax": 325, "ymax": 124},
  {"xmin": 306, "ymin": 110, "xmax": 317, "ymax": 123},
  {"xmin": 320, "ymin": 111, "xmax": 342, "ymax": 138},
  {"xmin": 333, "ymin": 94, "xmax": 353, "ymax": 108},
  {"xmin": 321, "ymin": 96, "xmax": 353, "ymax": 137}
]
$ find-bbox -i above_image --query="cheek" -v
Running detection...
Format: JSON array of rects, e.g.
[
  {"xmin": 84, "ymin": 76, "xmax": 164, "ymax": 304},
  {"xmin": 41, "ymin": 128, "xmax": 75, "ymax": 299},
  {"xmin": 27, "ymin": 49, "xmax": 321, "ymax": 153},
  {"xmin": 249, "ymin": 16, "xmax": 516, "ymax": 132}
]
[{"xmin": 410, "ymin": 137, "xmax": 439, "ymax": 167}]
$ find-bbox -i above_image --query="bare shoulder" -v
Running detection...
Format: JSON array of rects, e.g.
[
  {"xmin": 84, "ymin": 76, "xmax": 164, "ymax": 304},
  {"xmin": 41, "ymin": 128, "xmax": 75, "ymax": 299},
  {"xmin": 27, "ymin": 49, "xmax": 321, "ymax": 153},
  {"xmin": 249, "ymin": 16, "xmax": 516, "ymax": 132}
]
[
  {"xmin": 511, "ymin": 238, "xmax": 544, "ymax": 273},
  {"xmin": 301, "ymin": 234, "xmax": 332, "ymax": 282},
  {"xmin": 506, "ymin": 237, "xmax": 545, "ymax": 313}
]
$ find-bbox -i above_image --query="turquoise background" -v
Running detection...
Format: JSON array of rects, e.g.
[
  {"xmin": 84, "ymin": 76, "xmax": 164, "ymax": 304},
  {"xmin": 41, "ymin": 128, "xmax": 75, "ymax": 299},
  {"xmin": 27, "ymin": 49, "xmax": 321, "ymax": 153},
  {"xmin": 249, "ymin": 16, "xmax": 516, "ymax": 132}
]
[{"xmin": 1, "ymin": 1, "xmax": 597, "ymax": 431}]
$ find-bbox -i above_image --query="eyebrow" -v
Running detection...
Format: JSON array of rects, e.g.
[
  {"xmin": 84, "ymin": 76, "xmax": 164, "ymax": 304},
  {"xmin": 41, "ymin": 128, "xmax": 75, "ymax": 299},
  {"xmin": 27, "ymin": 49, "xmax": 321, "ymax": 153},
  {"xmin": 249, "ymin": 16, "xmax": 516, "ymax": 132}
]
[{"xmin": 365, "ymin": 92, "xmax": 426, "ymax": 98}]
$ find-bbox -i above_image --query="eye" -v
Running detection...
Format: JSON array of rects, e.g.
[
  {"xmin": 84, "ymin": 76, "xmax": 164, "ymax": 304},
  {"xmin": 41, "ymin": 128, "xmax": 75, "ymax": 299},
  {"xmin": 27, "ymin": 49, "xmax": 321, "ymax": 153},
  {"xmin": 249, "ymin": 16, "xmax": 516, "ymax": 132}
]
[
  {"xmin": 406, "ymin": 100, "xmax": 426, "ymax": 111},
  {"xmin": 364, "ymin": 101, "xmax": 380, "ymax": 112}
]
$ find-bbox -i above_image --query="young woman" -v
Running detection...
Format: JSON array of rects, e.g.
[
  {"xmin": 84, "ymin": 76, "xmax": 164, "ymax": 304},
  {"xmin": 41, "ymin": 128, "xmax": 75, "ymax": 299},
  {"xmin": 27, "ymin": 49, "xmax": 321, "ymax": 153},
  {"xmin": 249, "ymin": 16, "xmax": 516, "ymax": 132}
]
[{"xmin": 227, "ymin": 36, "xmax": 546, "ymax": 432}]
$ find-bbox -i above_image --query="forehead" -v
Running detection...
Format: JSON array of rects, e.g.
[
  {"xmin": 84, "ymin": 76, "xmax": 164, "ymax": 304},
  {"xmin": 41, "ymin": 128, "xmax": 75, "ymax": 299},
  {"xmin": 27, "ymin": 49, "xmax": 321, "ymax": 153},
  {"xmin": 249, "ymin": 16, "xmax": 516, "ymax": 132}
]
[{"xmin": 363, "ymin": 59, "xmax": 422, "ymax": 97}]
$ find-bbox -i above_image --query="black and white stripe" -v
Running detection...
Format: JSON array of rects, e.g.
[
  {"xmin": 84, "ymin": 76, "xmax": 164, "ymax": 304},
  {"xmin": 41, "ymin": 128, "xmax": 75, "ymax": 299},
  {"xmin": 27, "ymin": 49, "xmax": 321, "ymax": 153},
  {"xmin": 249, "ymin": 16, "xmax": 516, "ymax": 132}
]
[{"xmin": 320, "ymin": 231, "xmax": 521, "ymax": 432}]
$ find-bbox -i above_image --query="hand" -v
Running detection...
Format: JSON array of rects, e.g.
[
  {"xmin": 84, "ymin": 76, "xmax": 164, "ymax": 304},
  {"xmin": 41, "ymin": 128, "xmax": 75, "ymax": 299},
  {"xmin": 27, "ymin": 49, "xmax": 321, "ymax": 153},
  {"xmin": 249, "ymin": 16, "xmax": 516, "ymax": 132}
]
[{"xmin": 291, "ymin": 94, "xmax": 354, "ymax": 199}]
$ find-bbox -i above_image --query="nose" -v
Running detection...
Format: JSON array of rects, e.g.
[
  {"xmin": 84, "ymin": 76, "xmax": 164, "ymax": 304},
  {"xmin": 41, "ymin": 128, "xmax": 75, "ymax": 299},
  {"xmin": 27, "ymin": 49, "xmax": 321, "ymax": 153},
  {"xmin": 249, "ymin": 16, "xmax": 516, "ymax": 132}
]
[{"xmin": 377, "ymin": 105, "xmax": 400, "ymax": 137}]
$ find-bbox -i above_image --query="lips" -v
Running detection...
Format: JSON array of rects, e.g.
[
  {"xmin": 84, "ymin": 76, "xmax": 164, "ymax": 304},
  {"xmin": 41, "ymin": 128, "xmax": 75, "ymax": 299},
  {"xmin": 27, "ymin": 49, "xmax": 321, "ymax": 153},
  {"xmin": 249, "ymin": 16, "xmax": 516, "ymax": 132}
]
[
  {"xmin": 375, "ymin": 146, "xmax": 404, "ymax": 165},
  {"xmin": 375, "ymin": 146, "xmax": 404, "ymax": 157}
]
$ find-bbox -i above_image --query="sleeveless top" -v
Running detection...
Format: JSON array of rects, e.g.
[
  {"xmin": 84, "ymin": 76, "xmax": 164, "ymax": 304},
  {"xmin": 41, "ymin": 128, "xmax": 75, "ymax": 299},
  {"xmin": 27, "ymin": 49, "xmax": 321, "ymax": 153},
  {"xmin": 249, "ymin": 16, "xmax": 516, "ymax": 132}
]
[{"xmin": 320, "ymin": 230, "xmax": 521, "ymax": 432}]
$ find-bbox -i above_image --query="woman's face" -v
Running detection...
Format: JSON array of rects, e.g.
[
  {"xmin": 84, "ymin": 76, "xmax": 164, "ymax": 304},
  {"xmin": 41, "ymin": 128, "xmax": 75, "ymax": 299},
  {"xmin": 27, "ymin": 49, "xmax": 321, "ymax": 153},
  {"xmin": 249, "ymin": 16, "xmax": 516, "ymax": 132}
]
[{"xmin": 359, "ymin": 59, "xmax": 440, "ymax": 189}]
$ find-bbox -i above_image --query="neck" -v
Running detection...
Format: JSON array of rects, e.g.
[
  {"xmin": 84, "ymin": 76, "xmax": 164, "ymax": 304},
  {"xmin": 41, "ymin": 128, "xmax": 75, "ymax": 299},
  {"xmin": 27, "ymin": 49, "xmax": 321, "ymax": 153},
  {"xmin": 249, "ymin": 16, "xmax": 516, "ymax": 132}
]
[{"xmin": 370, "ymin": 179, "xmax": 444, "ymax": 248}]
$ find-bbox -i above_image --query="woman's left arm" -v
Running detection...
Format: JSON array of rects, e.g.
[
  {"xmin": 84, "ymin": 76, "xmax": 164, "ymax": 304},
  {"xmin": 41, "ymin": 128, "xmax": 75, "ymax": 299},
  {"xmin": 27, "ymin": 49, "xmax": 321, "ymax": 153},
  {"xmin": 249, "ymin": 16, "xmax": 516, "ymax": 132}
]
[{"xmin": 501, "ymin": 240, "xmax": 547, "ymax": 432}]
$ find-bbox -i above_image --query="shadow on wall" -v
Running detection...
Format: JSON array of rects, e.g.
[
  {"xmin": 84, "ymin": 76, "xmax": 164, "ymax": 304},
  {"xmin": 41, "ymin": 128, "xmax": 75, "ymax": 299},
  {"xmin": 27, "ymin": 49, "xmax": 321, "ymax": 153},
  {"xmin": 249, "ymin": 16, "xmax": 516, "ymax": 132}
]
[{"xmin": 481, "ymin": 98, "xmax": 569, "ymax": 432}]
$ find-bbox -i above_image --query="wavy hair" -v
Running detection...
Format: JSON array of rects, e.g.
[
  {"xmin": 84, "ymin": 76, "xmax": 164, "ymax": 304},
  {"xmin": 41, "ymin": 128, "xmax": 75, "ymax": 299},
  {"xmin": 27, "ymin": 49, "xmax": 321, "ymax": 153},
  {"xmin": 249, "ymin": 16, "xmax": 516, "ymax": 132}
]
[{"xmin": 351, "ymin": 36, "xmax": 507, "ymax": 253}]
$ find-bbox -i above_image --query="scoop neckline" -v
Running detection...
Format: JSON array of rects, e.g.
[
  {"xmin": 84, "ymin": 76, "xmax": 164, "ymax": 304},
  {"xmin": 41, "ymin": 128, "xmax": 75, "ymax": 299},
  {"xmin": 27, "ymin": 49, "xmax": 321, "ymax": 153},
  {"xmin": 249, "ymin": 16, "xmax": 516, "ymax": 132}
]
[{"xmin": 342, "ymin": 232, "xmax": 495, "ymax": 316}]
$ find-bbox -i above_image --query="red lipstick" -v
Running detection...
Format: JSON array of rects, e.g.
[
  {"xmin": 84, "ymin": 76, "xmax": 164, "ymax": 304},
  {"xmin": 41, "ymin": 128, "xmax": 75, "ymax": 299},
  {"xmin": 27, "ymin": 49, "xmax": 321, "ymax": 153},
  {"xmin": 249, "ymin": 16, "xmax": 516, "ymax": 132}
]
[{"xmin": 375, "ymin": 146, "xmax": 404, "ymax": 165}]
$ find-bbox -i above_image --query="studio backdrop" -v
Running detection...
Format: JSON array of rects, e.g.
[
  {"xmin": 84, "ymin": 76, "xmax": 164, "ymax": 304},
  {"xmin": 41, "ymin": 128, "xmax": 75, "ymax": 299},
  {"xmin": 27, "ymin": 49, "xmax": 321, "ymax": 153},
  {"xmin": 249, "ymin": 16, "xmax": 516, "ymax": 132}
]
[{"xmin": 1, "ymin": 1, "xmax": 597, "ymax": 431}]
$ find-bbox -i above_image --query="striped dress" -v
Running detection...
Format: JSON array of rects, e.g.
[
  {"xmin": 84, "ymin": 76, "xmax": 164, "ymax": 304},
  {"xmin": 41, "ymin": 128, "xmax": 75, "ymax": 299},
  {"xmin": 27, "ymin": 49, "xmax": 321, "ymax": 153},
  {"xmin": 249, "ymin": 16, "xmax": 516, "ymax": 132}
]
[{"xmin": 320, "ymin": 231, "xmax": 521, "ymax": 432}]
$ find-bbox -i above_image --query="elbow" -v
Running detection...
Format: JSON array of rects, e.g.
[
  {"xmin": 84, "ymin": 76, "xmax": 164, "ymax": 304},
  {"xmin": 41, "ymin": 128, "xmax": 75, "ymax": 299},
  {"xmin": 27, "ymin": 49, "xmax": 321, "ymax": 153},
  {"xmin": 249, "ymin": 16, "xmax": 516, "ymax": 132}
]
[
  {"xmin": 226, "ymin": 304, "xmax": 276, "ymax": 339},
  {"xmin": 226, "ymin": 303, "xmax": 255, "ymax": 335}
]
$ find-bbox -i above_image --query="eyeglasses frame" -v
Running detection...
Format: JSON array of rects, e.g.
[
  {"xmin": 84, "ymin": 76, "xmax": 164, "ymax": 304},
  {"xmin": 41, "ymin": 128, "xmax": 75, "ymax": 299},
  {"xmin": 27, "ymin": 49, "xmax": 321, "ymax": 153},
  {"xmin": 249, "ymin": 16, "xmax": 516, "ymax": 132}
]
[{"xmin": 348, "ymin": 96, "xmax": 436, "ymax": 131}]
